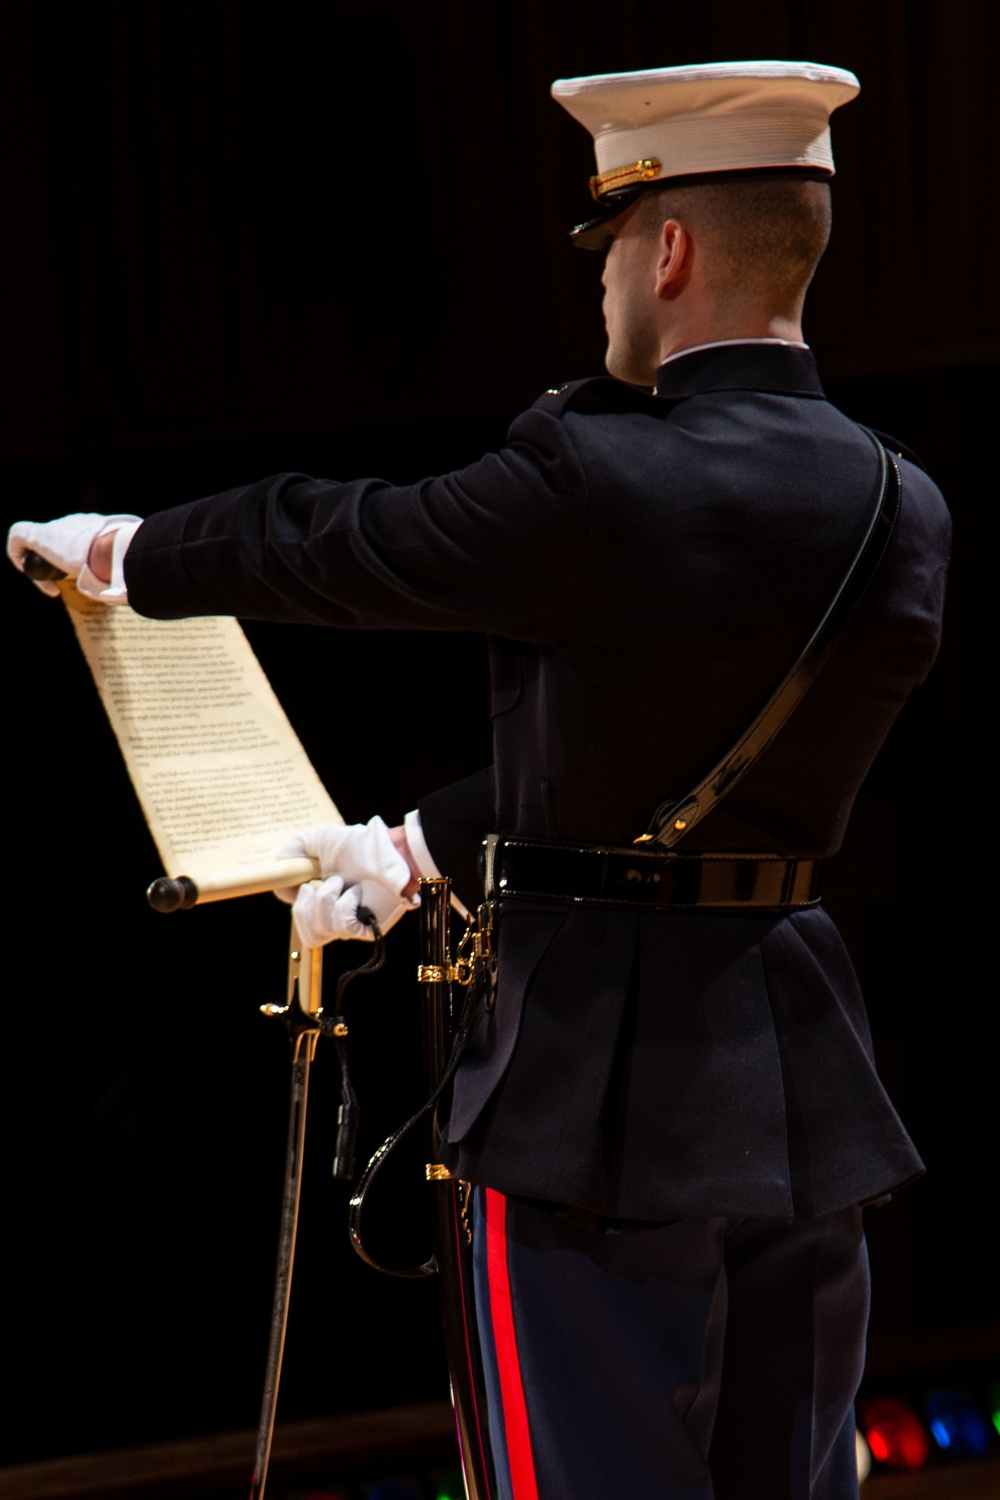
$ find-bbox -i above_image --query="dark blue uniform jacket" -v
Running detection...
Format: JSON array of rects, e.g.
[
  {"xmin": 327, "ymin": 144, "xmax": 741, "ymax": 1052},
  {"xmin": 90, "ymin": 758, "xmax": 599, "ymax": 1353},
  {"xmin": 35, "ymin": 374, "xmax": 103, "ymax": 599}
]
[{"xmin": 126, "ymin": 343, "xmax": 950, "ymax": 1222}]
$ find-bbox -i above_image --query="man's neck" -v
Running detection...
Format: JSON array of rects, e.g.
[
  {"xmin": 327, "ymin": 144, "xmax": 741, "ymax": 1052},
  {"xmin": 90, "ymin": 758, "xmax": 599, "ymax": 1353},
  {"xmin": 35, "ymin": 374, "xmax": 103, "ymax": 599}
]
[{"xmin": 657, "ymin": 311, "xmax": 805, "ymax": 366}]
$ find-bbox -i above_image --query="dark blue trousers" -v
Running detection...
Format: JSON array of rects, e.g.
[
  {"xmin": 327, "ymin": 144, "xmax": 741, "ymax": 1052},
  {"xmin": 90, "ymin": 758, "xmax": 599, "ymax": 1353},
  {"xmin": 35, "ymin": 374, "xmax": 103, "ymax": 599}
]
[{"xmin": 471, "ymin": 1189, "xmax": 868, "ymax": 1500}]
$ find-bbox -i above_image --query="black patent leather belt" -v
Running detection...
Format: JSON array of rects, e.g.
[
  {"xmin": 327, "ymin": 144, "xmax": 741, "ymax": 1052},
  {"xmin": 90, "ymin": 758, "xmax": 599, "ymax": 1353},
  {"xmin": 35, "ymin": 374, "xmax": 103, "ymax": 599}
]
[{"xmin": 484, "ymin": 836, "xmax": 822, "ymax": 911}]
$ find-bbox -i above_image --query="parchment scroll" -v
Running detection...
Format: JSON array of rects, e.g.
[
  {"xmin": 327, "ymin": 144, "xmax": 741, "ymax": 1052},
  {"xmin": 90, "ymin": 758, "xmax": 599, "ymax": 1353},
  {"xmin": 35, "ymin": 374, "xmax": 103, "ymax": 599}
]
[{"xmin": 60, "ymin": 584, "xmax": 340, "ymax": 902}]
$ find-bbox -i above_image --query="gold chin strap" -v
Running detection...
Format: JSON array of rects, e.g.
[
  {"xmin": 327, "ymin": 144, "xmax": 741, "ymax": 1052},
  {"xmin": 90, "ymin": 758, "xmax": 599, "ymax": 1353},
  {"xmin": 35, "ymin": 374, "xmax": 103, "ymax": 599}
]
[{"xmin": 589, "ymin": 156, "xmax": 662, "ymax": 200}]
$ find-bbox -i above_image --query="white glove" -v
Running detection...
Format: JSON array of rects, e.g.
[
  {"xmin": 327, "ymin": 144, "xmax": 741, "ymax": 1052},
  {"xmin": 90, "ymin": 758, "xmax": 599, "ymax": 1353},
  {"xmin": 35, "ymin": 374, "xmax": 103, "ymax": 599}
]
[
  {"xmin": 274, "ymin": 816, "xmax": 417, "ymax": 946},
  {"xmin": 7, "ymin": 513, "xmax": 140, "ymax": 599}
]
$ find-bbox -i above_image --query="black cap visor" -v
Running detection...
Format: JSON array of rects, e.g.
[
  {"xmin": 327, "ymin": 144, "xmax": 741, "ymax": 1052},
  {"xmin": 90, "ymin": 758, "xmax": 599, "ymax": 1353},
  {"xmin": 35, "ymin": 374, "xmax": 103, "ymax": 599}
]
[{"xmin": 569, "ymin": 165, "xmax": 832, "ymax": 250}]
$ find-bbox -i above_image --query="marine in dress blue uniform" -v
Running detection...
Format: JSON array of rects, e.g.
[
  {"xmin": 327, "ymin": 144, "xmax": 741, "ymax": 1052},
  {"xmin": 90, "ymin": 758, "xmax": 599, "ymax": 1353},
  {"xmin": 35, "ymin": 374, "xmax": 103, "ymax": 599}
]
[{"xmin": 10, "ymin": 61, "xmax": 952, "ymax": 1500}]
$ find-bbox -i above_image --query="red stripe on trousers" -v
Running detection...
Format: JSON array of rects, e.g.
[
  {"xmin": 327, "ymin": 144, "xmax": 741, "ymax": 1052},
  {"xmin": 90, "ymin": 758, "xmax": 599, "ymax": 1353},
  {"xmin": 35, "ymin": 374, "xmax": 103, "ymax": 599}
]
[{"xmin": 485, "ymin": 1187, "xmax": 540, "ymax": 1500}]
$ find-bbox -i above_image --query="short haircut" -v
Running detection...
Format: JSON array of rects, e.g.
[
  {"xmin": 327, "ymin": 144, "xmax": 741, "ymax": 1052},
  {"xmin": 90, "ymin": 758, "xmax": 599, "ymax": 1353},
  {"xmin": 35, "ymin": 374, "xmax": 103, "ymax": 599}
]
[{"xmin": 636, "ymin": 176, "xmax": 832, "ymax": 303}]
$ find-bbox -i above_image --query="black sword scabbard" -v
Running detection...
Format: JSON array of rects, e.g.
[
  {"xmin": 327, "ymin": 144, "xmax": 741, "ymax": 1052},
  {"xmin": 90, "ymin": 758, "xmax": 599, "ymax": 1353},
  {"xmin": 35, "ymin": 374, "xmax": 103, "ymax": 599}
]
[{"xmin": 419, "ymin": 879, "xmax": 495, "ymax": 1500}]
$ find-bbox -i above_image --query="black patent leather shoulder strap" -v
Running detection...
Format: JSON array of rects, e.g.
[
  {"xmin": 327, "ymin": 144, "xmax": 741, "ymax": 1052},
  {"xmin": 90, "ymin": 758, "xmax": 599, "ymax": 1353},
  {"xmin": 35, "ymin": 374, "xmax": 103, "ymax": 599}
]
[{"xmin": 640, "ymin": 427, "xmax": 902, "ymax": 848}]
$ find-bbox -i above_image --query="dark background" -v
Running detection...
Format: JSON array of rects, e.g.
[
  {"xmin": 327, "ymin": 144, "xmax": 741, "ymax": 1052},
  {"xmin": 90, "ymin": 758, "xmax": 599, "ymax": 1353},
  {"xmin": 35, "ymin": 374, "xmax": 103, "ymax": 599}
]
[{"xmin": 1, "ymin": 0, "xmax": 996, "ymax": 1469}]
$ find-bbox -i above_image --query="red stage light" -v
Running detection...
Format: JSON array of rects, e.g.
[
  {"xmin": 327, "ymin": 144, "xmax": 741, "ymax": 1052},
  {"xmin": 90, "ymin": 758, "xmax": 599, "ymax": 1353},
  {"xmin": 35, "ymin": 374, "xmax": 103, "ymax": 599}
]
[{"xmin": 861, "ymin": 1397, "xmax": 930, "ymax": 1470}]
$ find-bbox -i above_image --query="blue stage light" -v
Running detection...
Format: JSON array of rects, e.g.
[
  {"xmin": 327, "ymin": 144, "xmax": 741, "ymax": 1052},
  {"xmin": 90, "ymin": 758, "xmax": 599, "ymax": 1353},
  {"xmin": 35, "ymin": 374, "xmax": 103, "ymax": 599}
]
[{"xmin": 924, "ymin": 1389, "xmax": 993, "ymax": 1460}]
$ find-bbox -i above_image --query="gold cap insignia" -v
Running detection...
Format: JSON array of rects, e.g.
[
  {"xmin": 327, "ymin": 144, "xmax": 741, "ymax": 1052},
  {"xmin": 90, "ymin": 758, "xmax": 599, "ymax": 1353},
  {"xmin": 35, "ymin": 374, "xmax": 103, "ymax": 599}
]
[{"xmin": 589, "ymin": 157, "xmax": 661, "ymax": 201}]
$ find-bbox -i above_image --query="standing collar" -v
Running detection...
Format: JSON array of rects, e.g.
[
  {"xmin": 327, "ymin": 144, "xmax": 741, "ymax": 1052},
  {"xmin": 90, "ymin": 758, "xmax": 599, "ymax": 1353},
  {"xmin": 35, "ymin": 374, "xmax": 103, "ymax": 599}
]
[
  {"xmin": 654, "ymin": 340, "xmax": 826, "ymax": 399},
  {"xmin": 658, "ymin": 337, "xmax": 810, "ymax": 365}
]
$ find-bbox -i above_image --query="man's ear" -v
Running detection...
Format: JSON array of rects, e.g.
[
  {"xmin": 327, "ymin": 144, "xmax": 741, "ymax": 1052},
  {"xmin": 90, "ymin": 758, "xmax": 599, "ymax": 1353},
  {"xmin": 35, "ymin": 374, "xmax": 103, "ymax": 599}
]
[{"xmin": 655, "ymin": 219, "xmax": 690, "ymax": 300}]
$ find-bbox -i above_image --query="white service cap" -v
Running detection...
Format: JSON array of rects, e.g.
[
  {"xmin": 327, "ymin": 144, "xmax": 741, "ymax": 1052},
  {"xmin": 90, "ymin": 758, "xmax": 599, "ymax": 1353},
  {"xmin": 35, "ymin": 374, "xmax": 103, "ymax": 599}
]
[{"xmin": 551, "ymin": 60, "xmax": 859, "ymax": 246}]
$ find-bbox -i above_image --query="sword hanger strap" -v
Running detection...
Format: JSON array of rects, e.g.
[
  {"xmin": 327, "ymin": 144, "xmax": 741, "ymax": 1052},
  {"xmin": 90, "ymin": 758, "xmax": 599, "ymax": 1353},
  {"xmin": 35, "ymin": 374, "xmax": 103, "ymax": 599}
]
[
  {"xmin": 324, "ymin": 914, "xmax": 388, "ymax": 1180},
  {"xmin": 346, "ymin": 901, "xmax": 495, "ymax": 1279}
]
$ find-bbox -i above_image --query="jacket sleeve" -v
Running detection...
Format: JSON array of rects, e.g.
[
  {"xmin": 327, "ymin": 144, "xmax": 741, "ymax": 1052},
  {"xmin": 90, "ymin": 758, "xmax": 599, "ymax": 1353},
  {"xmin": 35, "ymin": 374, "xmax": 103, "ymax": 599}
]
[
  {"xmin": 124, "ymin": 407, "xmax": 589, "ymax": 642},
  {"xmin": 417, "ymin": 766, "xmax": 496, "ymax": 911}
]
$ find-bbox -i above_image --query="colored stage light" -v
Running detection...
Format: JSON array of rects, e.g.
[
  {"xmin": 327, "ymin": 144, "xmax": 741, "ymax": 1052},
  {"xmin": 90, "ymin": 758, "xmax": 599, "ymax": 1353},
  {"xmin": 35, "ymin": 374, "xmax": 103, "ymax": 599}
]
[
  {"xmin": 925, "ymin": 1389, "xmax": 993, "ymax": 1459},
  {"xmin": 855, "ymin": 1427, "xmax": 872, "ymax": 1482},
  {"xmin": 991, "ymin": 1382, "xmax": 1000, "ymax": 1439},
  {"xmin": 861, "ymin": 1397, "xmax": 929, "ymax": 1470}
]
